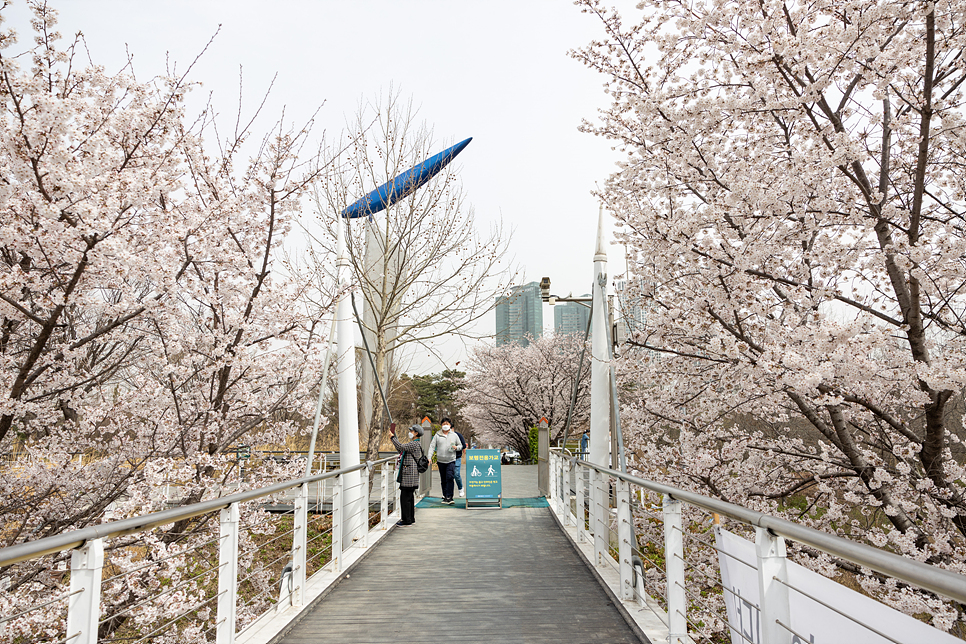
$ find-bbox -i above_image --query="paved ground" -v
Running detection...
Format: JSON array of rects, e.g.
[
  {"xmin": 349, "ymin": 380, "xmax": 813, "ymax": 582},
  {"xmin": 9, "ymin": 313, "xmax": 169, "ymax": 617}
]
[{"xmin": 274, "ymin": 465, "xmax": 644, "ymax": 644}]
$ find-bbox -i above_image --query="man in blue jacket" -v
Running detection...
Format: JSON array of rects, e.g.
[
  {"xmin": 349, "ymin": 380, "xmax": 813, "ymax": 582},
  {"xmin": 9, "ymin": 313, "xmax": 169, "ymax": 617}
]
[{"xmin": 449, "ymin": 420, "xmax": 467, "ymax": 498}]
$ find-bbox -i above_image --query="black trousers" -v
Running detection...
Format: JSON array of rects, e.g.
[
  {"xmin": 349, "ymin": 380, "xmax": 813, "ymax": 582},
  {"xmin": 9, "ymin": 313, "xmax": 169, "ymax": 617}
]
[
  {"xmin": 438, "ymin": 460, "xmax": 456, "ymax": 499},
  {"xmin": 400, "ymin": 486, "xmax": 417, "ymax": 524}
]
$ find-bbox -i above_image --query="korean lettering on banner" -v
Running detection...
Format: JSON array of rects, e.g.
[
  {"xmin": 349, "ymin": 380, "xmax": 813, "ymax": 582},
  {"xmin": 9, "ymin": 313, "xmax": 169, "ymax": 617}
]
[
  {"xmin": 465, "ymin": 449, "xmax": 501, "ymax": 500},
  {"xmin": 714, "ymin": 527, "xmax": 960, "ymax": 644}
]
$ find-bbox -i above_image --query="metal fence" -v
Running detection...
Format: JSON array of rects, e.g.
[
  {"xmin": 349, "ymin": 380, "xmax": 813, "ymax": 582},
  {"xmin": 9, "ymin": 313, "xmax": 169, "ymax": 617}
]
[
  {"xmin": 0, "ymin": 457, "xmax": 400, "ymax": 644},
  {"xmin": 548, "ymin": 449, "xmax": 966, "ymax": 644}
]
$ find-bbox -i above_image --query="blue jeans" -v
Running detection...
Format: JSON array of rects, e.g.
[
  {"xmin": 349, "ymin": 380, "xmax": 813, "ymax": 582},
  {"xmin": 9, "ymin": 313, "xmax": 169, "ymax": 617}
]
[
  {"xmin": 438, "ymin": 460, "xmax": 456, "ymax": 500},
  {"xmin": 454, "ymin": 457, "xmax": 463, "ymax": 490}
]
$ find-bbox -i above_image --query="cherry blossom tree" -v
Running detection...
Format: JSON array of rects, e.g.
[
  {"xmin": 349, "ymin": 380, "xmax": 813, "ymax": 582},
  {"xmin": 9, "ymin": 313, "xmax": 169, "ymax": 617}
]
[
  {"xmin": 458, "ymin": 333, "xmax": 591, "ymax": 460},
  {"xmin": 576, "ymin": 0, "xmax": 966, "ymax": 632},
  {"xmin": 305, "ymin": 92, "xmax": 516, "ymax": 460},
  {"xmin": 0, "ymin": 3, "xmax": 331, "ymax": 640}
]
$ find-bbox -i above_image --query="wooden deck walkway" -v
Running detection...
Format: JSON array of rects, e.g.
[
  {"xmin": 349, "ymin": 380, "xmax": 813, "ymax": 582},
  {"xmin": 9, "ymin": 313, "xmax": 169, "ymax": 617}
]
[{"xmin": 273, "ymin": 470, "xmax": 646, "ymax": 643}]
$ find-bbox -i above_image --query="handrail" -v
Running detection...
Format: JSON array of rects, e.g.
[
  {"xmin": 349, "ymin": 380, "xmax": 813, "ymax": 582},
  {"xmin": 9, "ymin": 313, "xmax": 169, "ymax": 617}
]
[
  {"xmin": 555, "ymin": 450, "xmax": 966, "ymax": 604},
  {"xmin": 0, "ymin": 456, "xmax": 394, "ymax": 568}
]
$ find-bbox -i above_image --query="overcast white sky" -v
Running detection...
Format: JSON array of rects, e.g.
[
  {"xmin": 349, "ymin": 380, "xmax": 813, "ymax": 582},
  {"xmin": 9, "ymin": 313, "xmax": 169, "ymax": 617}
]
[{"xmin": 4, "ymin": 0, "xmax": 637, "ymax": 373}]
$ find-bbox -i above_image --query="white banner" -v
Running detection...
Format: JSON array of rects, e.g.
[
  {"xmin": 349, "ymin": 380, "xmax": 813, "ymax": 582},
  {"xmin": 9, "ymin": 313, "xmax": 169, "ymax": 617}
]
[{"xmin": 714, "ymin": 527, "xmax": 959, "ymax": 644}]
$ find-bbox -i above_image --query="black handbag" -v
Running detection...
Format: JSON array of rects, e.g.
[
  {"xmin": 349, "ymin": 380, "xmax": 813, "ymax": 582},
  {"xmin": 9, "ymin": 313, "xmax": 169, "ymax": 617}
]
[
  {"xmin": 398, "ymin": 447, "xmax": 429, "ymax": 480},
  {"xmin": 416, "ymin": 452, "xmax": 429, "ymax": 473}
]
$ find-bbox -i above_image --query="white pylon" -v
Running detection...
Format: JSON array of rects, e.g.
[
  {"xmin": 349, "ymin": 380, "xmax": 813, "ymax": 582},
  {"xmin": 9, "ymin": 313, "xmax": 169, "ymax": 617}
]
[
  {"xmin": 589, "ymin": 204, "xmax": 611, "ymax": 567},
  {"xmin": 589, "ymin": 204, "xmax": 611, "ymax": 469},
  {"xmin": 336, "ymin": 219, "xmax": 365, "ymax": 544}
]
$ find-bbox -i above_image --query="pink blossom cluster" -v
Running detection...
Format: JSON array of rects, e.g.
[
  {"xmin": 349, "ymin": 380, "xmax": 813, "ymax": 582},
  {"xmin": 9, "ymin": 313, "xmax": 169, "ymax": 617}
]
[
  {"xmin": 459, "ymin": 333, "xmax": 592, "ymax": 457},
  {"xmin": 1, "ymin": 3, "xmax": 332, "ymax": 640},
  {"xmin": 576, "ymin": 0, "xmax": 966, "ymax": 633}
]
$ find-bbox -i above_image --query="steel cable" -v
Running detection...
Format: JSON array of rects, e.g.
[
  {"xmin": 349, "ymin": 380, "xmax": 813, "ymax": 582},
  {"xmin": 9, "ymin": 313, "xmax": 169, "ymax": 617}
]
[
  {"xmin": 102, "ymin": 534, "xmax": 227, "ymax": 584},
  {"xmin": 99, "ymin": 561, "xmax": 228, "ymax": 625},
  {"xmin": 0, "ymin": 588, "xmax": 82, "ymax": 626}
]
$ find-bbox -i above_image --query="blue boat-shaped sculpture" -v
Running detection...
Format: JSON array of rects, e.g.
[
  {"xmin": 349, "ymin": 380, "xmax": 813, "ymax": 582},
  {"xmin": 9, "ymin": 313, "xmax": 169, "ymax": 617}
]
[{"xmin": 341, "ymin": 137, "xmax": 472, "ymax": 219}]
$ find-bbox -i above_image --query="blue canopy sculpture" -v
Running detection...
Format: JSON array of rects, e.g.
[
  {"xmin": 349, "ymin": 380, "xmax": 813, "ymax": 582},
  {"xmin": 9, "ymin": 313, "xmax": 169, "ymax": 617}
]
[{"xmin": 341, "ymin": 137, "xmax": 472, "ymax": 219}]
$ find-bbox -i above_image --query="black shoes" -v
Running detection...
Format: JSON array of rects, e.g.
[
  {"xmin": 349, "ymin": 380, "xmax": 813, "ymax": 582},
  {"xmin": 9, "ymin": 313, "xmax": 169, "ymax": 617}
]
[
  {"xmin": 396, "ymin": 520, "xmax": 414, "ymax": 526},
  {"xmin": 441, "ymin": 498, "xmax": 455, "ymax": 505}
]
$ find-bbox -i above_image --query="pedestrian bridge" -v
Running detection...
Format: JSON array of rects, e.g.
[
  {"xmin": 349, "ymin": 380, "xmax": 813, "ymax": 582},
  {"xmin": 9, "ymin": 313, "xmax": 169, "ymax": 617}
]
[{"xmin": 2, "ymin": 453, "xmax": 964, "ymax": 644}]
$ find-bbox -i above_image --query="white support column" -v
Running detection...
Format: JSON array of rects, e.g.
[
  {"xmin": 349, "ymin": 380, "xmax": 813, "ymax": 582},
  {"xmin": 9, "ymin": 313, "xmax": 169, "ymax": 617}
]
[
  {"xmin": 292, "ymin": 483, "xmax": 308, "ymax": 608},
  {"xmin": 617, "ymin": 478, "xmax": 634, "ymax": 601},
  {"xmin": 331, "ymin": 475, "xmax": 343, "ymax": 573},
  {"xmin": 66, "ymin": 538, "xmax": 103, "ymax": 644},
  {"xmin": 336, "ymin": 222, "xmax": 364, "ymax": 545},
  {"xmin": 216, "ymin": 503, "xmax": 239, "ymax": 644},
  {"xmin": 663, "ymin": 495, "xmax": 686, "ymax": 644},
  {"xmin": 380, "ymin": 462, "xmax": 390, "ymax": 529},
  {"xmin": 590, "ymin": 206, "xmax": 611, "ymax": 474},
  {"xmin": 593, "ymin": 470, "xmax": 608, "ymax": 567},
  {"xmin": 756, "ymin": 527, "xmax": 791, "ymax": 644}
]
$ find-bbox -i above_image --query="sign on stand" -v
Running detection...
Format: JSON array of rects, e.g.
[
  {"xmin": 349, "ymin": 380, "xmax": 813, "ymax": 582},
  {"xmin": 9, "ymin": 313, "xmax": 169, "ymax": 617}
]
[{"xmin": 465, "ymin": 449, "xmax": 501, "ymax": 509}]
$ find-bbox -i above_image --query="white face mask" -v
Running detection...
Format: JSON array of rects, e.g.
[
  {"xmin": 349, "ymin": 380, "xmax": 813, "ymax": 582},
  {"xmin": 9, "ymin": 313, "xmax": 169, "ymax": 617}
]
[
  {"xmin": 408, "ymin": 432, "xmax": 415, "ymax": 440},
  {"xmin": 442, "ymin": 425, "xmax": 451, "ymax": 431}
]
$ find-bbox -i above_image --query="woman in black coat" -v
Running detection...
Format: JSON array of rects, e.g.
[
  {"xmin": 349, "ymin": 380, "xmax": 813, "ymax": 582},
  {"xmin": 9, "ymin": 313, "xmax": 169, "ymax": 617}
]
[{"xmin": 390, "ymin": 423, "xmax": 423, "ymax": 526}]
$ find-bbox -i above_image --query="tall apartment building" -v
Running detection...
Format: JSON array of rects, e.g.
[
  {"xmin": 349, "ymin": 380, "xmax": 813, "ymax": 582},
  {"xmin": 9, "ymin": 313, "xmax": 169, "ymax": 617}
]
[
  {"xmin": 495, "ymin": 281, "xmax": 543, "ymax": 346},
  {"xmin": 614, "ymin": 278, "xmax": 646, "ymax": 344},
  {"xmin": 553, "ymin": 296, "xmax": 592, "ymax": 339}
]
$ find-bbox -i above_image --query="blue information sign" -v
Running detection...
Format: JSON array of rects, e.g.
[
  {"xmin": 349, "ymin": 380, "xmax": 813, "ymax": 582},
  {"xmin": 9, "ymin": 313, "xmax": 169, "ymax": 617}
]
[{"xmin": 464, "ymin": 449, "xmax": 502, "ymax": 509}]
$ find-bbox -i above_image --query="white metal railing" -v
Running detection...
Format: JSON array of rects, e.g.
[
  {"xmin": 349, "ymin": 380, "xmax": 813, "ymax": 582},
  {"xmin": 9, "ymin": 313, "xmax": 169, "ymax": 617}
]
[
  {"xmin": 548, "ymin": 449, "xmax": 966, "ymax": 644},
  {"xmin": 0, "ymin": 457, "xmax": 400, "ymax": 644}
]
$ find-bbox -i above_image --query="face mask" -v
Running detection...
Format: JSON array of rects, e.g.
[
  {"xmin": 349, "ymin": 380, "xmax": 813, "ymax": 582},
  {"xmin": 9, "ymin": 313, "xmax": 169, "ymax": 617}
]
[
  {"xmin": 408, "ymin": 433, "xmax": 415, "ymax": 440},
  {"xmin": 442, "ymin": 425, "xmax": 451, "ymax": 431}
]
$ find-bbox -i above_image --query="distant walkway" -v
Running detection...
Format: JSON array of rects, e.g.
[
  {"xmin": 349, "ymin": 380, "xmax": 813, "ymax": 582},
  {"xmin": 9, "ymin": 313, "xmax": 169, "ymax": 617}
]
[
  {"xmin": 426, "ymin": 462, "xmax": 542, "ymax": 498},
  {"xmin": 275, "ymin": 465, "xmax": 644, "ymax": 644}
]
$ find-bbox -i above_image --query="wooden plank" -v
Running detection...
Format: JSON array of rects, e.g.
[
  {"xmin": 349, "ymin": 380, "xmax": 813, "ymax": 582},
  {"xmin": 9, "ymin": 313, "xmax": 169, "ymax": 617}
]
[{"xmin": 275, "ymin": 506, "xmax": 644, "ymax": 643}]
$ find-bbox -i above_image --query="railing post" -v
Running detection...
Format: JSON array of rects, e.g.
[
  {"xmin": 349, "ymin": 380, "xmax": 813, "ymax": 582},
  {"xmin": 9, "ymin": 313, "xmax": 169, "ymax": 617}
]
[
  {"xmin": 292, "ymin": 483, "xmax": 308, "ymax": 608},
  {"xmin": 216, "ymin": 502, "xmax": 239, "ymax": 644},
  {"xmin": 547, "ymin": 452, "xmax": 557, "ymax": 512},
  {"xmin": 560, "ymin": 455, "xmax": 568, "ymax": 521},
  {"xmin": 380, "ymin": 462, "xmax": 390, "ymax": 529},
  {"xmin": 558, "ymin": 455, "xmax": 567, "ymax": 518},
  {"xmin": 574, "ymin": 461, "xmax": 585, "ymax": 536},
  {"xmin": 66, "ymin": 538, "xmax": 103, "ymax": 644},
  {"xmin": 537, "ymin": 418, "xmax": 549, "ymax": 496},
  {"xmin": 593, "ymin": 469, "xmax": 608, "ymax": 566},
  {"xmin": 331, "ymin": 474, "xmax": 343, "ymax": 572},
  {"xmin": 617, "ymin": 478, "xmax": 634, "ymax": 601},
  {"xmin": 418, "ymin": 417, "xmax": 432, "ymax": 496},
  {"xmin": 756, "ymin": 527, "xmax": 791, "ymax": 644},
  {"xmin": 587, "ymin": 465, "xmax": 596, "ymax": 548},
  {"xmin": 360, "ymin": 463, "xmax": 371, "ymax": 548},
  {"xmin": 393, "ymin": 458, "xmax": 401, "ymax": 514},
  {"xmin": 663, "ymin": 494, "xmax": 686, "ymax": 644}
]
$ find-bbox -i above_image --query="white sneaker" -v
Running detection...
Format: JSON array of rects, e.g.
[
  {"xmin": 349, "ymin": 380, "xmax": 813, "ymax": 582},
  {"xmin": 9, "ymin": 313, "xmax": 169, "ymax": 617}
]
[{"xmin": 459, "ymin": 489, "xmax": 465, "ymax": 498}]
